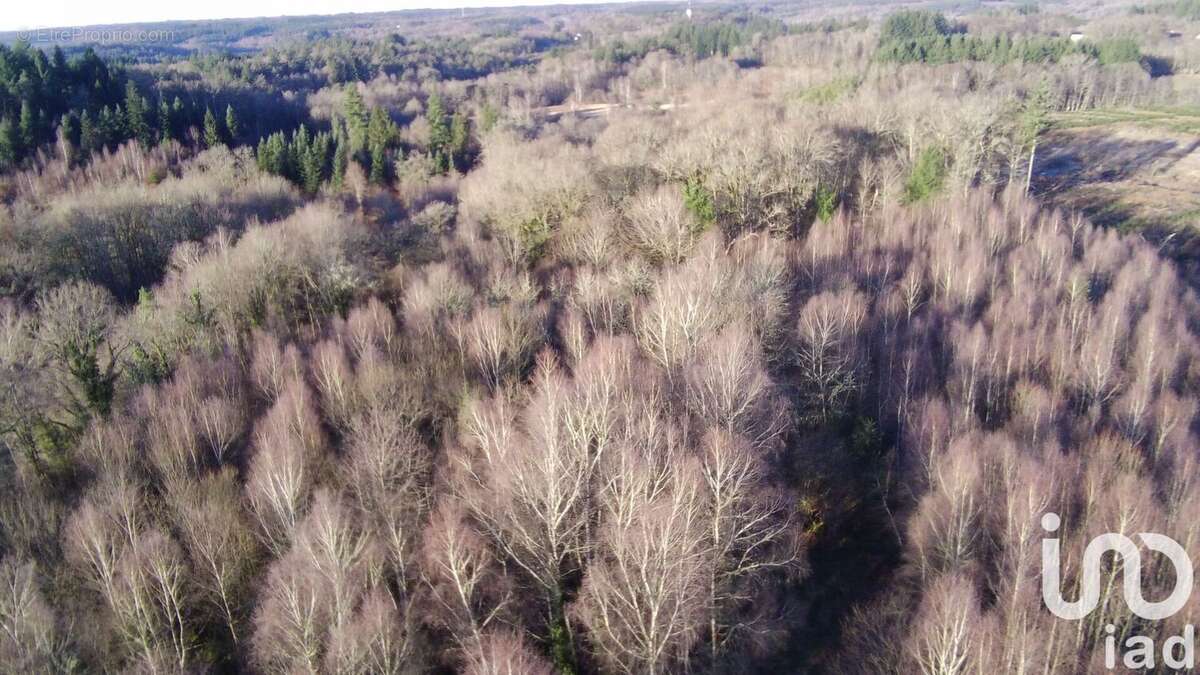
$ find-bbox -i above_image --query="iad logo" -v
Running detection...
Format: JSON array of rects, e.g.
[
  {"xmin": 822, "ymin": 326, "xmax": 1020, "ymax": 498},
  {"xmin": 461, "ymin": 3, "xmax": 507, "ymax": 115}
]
[
  {"xmin": 1041, "ymin": 512, "xmax": 1193, "ymax": 620},
  {"xmin": 1041, "ymin": 512, "xmax": 1195, "ymax": 670}
]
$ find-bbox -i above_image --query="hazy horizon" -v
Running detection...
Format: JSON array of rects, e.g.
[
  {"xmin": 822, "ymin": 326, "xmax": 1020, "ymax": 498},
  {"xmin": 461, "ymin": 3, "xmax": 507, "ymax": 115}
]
[{"xmin": 2, "ymin": 0, "xmax": 651, "ymax": 32}]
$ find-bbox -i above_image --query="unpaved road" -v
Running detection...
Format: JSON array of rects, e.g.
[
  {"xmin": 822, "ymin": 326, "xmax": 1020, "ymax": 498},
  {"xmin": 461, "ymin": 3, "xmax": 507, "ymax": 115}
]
[{"xmin": 532, "ymin": 101, "xmax": 687, "ymax": 118}]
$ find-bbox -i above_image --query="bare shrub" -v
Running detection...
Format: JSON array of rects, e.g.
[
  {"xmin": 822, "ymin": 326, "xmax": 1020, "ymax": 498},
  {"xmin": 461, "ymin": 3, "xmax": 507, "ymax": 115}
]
[
  {"xmin": 459, "ymin": 304, "xmax": 544, "ymax": 390},
  {"xmin": 684, "ymin": 326, "xmax": 786, "ymax": 450},
  {"xmin": 795, "ymin": 289, "xmax": 868, "ymax": 424},
  {"xmin": 623, "ymin": 185, "xmax": 701, "ymax": 264},
  {"xmin": 0, "ymin": 558, "xmax": 67, "ymax": 670},
  {"xmin": 167, "ymin": 469, "xmax": 257, "ymax": 645},
  {"xmin": 462, "ymin": 630, "xmax": 555, "ymax": 675}
]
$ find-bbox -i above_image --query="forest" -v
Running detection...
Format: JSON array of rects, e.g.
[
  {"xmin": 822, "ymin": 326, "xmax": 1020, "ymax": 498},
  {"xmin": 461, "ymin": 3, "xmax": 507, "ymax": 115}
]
[{"xmin": 2, "ymin": 0, "xmax": 1200, "ymax": 673}]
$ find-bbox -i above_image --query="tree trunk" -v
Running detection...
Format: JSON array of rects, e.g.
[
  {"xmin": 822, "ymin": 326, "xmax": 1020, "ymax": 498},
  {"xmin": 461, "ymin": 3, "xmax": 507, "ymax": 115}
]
[{"xmin": 1025, "ymin": 139, "xmax": 1038, "ymax": 196}]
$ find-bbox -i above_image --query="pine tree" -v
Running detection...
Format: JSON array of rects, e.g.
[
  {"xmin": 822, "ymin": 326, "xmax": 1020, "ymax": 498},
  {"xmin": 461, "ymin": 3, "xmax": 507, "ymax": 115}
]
[
  {"xmin": 366, "ymin": 107, "xmax": 395, "ymax": 185},
  {"xmin": 97, "ymin": 105, "xmax": 118, "ymax": 150},
  {"xmin": 343, "ymin": 86, "xmax": 368, "ymax": 155},
  {"xmin": 224, "ymin": 104, "xmax": 240, "ymax": 145},
  {"xmin": 291, "ymin": 124, "xmax": 310, "ymax": 182},
  {"xmin": 79, "ymin": 109, "xmax": 97, "ymax": 155},
  {"xmin": 272, "ymin": 132, "xmax": 287, "ymax": 175},
  {"xmin": 367, "ymin": 107, "xmax": 394, "ymax": 150},
  {"xmin": 203, "ymin": 106, "xmax": 223, "ymax": 148},
  {"xmin": 18, "ymin": 100, "xmax": 35, "ymax": 154},
  {"xmin": 300, "ymin": 130, "xmax": 328, "ymax": 194},
  {"xmin": 426, "ymin": 92, "xmax": 450, "ymax": 173},
  {"xmin": 331, "ymin": 136, "xmax": 348, "ymax": 189},
  {"xmin": 158, "ymin": 98, "xmax": 172, "ymax": 144},
  {"xmin": 370, "ymin": 142, "xmax": 387, "ymax": 185},
  {"xmin": 124, "ymin": 80, "xmax": 151, "ymax": 146},
  {"xmin": 256, "ymin": 136, "xmax": 269, "ymax": 172},
  {"xmin": 1021, "ymin": 79, "xmax": 1053, "ymax": 194},
  {"xmin": 0, "ymin": 117, "xmax": 17, "ymax": 169}
]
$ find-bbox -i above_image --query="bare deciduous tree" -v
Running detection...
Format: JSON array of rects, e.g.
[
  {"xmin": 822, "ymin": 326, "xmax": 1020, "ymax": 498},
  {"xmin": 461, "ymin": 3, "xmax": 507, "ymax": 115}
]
[
  {"xmin": 623, "ymin": 185, "xmax": 701, "ymax": 264},
  {"xmin": 168, "ymin": 468, "xmax": 257, "ymax": 645},
  {"xmin": 422, "ymin": 503, "xmax": 509, "ymax": 655},
  {"xmin": 246, "ymin": 377, "xmax": 326, "ymax": 554},
  {"xmin": 684, "ymin": 326, "xmax": 786, "ymax": 451},
  {"xmin": 575, "ymin": 458, "xmax": 710, "ymax": 675},
  {"xmin": 0, "ymin": 558, "xmax": 66, "ymax": 670},
  {"xmin": 462, "ymin": 630, "xmax": 556, "ymax": 675},
  {"xmin": 906, "ymin": 573, "xmax": 985, "ymax": 675},
  {"xmin": 795, "ymin": 289, "xmax": 867, "ymax": 424},
  {"xmin": 698, "ymin": 430, "xmax": 805, "ymax": 656}
]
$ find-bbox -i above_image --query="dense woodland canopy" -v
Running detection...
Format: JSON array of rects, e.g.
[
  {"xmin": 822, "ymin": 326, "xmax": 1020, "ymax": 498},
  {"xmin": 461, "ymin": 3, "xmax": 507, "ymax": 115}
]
[{"xmin": 2, "ymin": 0, "xmax": 1200, "ymax": 673}]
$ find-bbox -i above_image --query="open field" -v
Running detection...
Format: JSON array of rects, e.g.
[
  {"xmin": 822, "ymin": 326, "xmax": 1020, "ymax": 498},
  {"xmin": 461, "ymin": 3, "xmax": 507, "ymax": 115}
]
[{"xmin": 1035, "ymin": 109, "xmax": 1200, "ymax": 272}]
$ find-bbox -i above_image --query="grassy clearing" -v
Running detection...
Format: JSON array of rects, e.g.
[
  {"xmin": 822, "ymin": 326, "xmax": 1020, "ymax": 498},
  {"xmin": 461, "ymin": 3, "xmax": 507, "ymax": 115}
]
[{"xmin": 1050, "ymin": 107, "xmax": 1200, "ymax": 134}]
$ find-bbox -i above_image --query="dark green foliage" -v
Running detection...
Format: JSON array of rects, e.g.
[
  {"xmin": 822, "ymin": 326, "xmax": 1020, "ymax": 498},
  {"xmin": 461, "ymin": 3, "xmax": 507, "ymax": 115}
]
[
  {"xmin": 1134, "ymin": 0, "xmax": 1200, "ymax": 20},
  {"xmin": 63, "ymin": 332, "xmax": 118, "ymax": 420},
  {"xmin": 256, "ymin": 124, "xmax": 336, "ymax": 193},
  {"xmin": 367, "ymin": 106, "xmax": 398, "ymax": 184},
  {"xmin": 1021, "ymin": 79, "xmax": 1054, "ymax": 147},
  {"xmin": 124, "ymin": 80, "xmax": 151, "ymax": 147},
  {"xmin": 225, "ymin": 104, "xmax": 241, "ymax": 144},
  {"xmin": 158, "ymin": 98, "xmax": 173, "ymax": 144},
  {"xmin": 682, "ymin": 173, "xmax": 716, "ymax": 227},
  {"xmin": 0, "ymin": 117, "xmax": 16, "ymax": 170},
  {"xmin": 427, "ymin": 92, "xmax": 450, "ymax": 173},
  {"xmin": 879, "ymin": 9, "xmax": 957, "ymax": 44},
  {"xmin": 78, "ymin": 110, "xmax": 97, "ymax": 154},
  {"xmin": 369, "ymin": 143, "xmax": 387, "ymax": 184},
  {"xmin": 96, "ymin": 105, "xmax": 121, "ymax": 151},
  {"xmin": 815, "ymin": 184, "xmax": 840, "ymax": 222},
  {"xmin": 343, "ymin": 85, "xmax": 368, "ymax": 155},
  {"xmin": 18, "ymin": 100, "xmax": 36, "ymax": 152},
  {"xmin": 661, "ymin": 15, "xmax": 788, "ymax": 58},
  {"xmin": 849, "ymin": 416, "xmax": 884, "ymax": 460},
  {"xmin": 595, "ymin": 15, "xmax": 788, "ymax": 63},
  {"xmin": 203, "ymin": 107, "xmax": 223, "ymax": 148},
  {"xmin": 903, "ymin": 146, "xmax": 948, "ymax": 204},
  {"xmin": 0, "ymin": 43, "xmax": 124, "ymax": 167},
  {"xmin": 301, "ymin": 129, "xmax": 333, "ymax": 194},
  {"xmin": 876, "ymin": 10, "xmax": 1142, "ymax": 66},
  {"xmin": 331, "ymin": 136, "xmax": 348, "ymax": 189},
  {"xmin": 1096, "ymin": 37, "xmax": 1141, "ymax": 65},
  {"xmin": 549, "ymin": 594, "xmax": 579, "ymax": 675},
  {"xmin": 189, "ymin": 31, "xmax": 550, "ymax": 87}
]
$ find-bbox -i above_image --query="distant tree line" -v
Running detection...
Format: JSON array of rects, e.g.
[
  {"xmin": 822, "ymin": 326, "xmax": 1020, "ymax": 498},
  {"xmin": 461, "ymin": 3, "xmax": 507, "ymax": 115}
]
[
  {"xmin": 1132, "ymin": 0, "xmax": 1200, "ymax": 19},
  {"xmin": 0, "ymin": 41, "xmax": 296, "ymax": 172},
  {"xmin": 876, "ymin": 10, "xmax": 1143, "ymax": 66},
  {"xmin": 595, "ymin": 15, "xmax": 789, "ymax": 64},
  {"xmin": 191, "ymin": 33, "xmax": 558, "ymax": 87}
]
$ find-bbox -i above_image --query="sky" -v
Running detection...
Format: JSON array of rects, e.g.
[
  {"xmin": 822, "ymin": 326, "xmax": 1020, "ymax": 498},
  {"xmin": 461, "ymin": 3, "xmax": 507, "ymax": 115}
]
[{"xmin": 3, "ymin": 0, "xmax": 645, "ymax": 31}]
